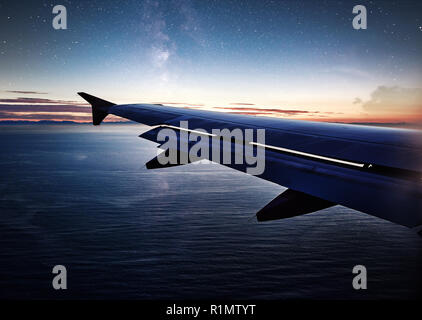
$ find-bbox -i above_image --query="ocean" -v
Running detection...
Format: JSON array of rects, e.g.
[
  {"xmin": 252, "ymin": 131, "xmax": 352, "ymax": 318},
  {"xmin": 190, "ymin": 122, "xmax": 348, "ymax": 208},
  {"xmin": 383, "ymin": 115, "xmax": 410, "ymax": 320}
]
[{"xmin": 0, "ymin": 124, "xmax": 421, "ymax": 299}]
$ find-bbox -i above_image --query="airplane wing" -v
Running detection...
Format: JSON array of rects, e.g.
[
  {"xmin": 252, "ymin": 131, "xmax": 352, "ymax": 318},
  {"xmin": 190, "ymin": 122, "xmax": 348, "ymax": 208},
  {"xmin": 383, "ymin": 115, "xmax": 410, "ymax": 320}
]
[{"xmin": 78, "ymin": 92, "xmax": 422, "ymax": 231}]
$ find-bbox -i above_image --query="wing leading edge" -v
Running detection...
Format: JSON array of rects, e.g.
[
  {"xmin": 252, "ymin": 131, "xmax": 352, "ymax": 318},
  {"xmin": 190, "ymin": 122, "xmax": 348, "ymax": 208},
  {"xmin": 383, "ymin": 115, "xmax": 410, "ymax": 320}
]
[{"xmin": 78, "ymin": 92, "xmax": 422, "ymax": 230}]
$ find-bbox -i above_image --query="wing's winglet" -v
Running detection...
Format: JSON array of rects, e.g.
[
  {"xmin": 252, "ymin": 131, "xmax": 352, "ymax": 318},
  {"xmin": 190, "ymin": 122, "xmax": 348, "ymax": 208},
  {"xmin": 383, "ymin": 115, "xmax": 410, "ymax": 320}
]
[{"xmin": 77, "ymin": 92, "xmax": 116, "ymax": 125}]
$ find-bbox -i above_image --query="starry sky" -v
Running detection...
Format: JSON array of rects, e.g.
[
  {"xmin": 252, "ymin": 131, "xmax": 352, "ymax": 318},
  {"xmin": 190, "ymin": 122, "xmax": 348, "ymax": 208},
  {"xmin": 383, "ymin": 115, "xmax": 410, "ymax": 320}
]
[{"xmin": 0, "ymin": 0, "xmax": 421, "ymax": 124}]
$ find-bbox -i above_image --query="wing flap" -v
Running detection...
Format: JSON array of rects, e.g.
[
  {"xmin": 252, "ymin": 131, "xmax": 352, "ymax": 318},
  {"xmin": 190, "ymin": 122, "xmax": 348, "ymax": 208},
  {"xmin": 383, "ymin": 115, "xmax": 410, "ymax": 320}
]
[{"xmin": 256, "ymin": 189, "xmax": 335, "ymax": 222}]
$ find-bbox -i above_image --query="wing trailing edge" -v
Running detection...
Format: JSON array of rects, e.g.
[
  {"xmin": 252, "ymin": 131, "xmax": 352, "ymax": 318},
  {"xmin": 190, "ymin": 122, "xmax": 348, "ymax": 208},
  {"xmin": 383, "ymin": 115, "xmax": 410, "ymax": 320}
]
[
  {"xmin": 256, "ymin": 189, "xmax": 335, "ymax": 222},
  {"xmin": 145, "ymin": 151, "xmax": 194, "ymax": 169}
]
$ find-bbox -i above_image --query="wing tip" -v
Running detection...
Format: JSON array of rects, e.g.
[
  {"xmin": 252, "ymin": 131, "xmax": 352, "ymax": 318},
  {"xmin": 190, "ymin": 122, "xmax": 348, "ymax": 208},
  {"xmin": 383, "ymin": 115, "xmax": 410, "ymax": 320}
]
[{"xmin": 77, "ymin": 92, "xmax": 115, "ymax": 125}]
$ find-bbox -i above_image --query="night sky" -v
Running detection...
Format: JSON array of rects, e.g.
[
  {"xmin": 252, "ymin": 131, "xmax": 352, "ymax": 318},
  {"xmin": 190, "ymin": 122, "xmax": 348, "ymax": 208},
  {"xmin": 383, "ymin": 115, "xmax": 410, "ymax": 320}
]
[{"xmin": 0, "ymin": 0, "xmax": 421, "ymax": 123}]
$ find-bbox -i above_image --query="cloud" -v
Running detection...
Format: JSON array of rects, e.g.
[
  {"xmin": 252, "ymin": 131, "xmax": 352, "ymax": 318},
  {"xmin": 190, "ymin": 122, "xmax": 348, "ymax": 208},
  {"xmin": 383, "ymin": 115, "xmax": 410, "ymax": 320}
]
[
  {"xmin": 215, "ymin": 106, "xmax": 315, "ymax": 115},
  {"xmin": 0, "ymin": 111, "xmax": 91, "ymax": 121},
  {"xmin": 0, "ymin": 97, "xmax": 88, "ymax": 105},
  {"xmin": 353, "ymin": 98, "xmax": 362, "ymax": 105},
  {"xmin": 229, "ymin": 103, "xmax": 256, "ymax": 106},
  {"xmin": 0, "ymin": 104, "xmax": 90, "ymax": 113},
  {"xmin": 5, "ymin": 90, "xmax": 48, "ymax": 95},
  {"xmin": 360, "ymin": 86, "xmax": 422, "ymax": 114},
  {"xmin": 0, "ymin": 109, "xmax": 126, "ymax": 123},
  {"xmin": 152, "ymin": 101, "xmax": 204, "ymax": 107}
]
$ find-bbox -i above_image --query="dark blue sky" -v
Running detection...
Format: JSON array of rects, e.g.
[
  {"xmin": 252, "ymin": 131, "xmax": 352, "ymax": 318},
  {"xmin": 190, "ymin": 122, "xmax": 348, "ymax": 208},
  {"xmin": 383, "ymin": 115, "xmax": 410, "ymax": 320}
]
[{"xmin": 0, "ymin": 0, "xmax": 421, "ymax": 122}]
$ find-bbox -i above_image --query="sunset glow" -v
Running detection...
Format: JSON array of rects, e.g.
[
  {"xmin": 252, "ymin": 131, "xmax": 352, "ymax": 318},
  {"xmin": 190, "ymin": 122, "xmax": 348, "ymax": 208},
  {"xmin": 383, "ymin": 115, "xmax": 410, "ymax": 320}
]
[{"xmin": 1, "ymin": 1, "xmax": 421, "ymax": 126}]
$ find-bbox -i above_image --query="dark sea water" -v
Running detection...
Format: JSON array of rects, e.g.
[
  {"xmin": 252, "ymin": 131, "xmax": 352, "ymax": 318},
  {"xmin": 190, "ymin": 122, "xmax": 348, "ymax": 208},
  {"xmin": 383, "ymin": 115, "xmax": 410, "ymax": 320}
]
[{"xmin": 0, "ymin": 124, "xmax": 421, "ymax": 300}]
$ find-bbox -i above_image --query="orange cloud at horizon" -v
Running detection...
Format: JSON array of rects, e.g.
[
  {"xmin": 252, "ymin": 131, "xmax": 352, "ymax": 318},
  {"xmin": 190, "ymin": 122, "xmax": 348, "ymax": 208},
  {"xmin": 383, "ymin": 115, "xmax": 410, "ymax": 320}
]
[
  {"xmin": 1, "ymin": 85, "xmax": 421, "ymax": 128},
  {"xmin": 1, "ymin": 105, "xmax": 420, "ymax": 128}
]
